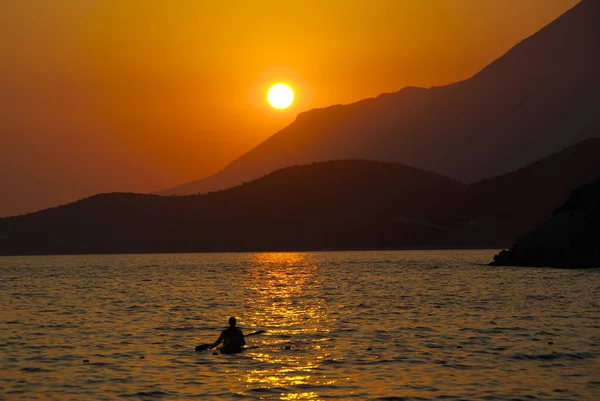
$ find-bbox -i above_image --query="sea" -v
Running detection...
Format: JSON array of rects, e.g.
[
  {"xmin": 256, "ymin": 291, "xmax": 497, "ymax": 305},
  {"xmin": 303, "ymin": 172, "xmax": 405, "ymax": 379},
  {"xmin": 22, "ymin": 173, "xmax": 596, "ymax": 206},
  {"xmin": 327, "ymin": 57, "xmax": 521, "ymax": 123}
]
[{"xmin": 1, "ymin": 250, "xmax": 599, "ymax": 400}]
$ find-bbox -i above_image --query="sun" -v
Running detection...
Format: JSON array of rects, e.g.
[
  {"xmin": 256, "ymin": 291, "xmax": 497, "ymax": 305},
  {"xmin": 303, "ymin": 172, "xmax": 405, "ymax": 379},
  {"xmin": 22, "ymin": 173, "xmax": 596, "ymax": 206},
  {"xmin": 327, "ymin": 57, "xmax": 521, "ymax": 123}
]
[{"xmin": 267, "ymin": 83, "xmax": 294, "ymax": 109}]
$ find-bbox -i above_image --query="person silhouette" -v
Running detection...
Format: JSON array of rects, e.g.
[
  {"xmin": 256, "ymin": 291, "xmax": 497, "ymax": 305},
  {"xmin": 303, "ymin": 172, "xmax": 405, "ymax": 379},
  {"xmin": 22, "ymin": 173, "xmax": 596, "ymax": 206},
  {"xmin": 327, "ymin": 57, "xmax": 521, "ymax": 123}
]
[{"xmin": 209, "ymin": 316, "xmax": 246, "ymax": 353}]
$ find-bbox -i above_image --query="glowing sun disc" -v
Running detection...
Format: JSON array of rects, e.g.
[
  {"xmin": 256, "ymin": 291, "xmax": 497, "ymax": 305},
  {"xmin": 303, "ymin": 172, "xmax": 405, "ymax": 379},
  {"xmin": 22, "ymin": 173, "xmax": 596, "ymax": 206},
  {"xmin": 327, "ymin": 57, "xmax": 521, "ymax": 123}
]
[{"xmin": 267, "ymin": 83, "xmax": 294, "ymax": 109}]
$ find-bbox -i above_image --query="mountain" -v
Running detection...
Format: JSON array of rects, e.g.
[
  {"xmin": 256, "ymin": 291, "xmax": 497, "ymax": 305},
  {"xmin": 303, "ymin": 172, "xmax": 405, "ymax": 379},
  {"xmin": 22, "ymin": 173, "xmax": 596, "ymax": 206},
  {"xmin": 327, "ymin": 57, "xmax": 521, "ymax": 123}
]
[
  {"xmin": 162, "ymin": 0, "xmax": 600, "ymax": 196},
  {"xmin": 491, "ymin": 177, "xmax": 600, "ymax": 268},
  {"xmin": 2, "ymin": 138, "xmax": 599, "ymax": 255},
  {"xmin": 458, "ymin": 137, "xmax": 600, "ymax": 246},
  {"xmin": 0, "ymin": 160, "xmax": 467, "ymax": 255}
]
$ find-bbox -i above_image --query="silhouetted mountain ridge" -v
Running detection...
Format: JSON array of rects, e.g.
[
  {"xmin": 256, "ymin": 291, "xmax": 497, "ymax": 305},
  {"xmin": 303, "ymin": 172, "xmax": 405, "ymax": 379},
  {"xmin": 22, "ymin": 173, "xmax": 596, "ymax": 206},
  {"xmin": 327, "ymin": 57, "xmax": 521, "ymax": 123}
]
[
  {"xmin": 0, "ymin": 160, "xmax": 468, "ymax": 255},
  {"xmin": 1, "ymin": 137, "xmax": 600, "ymax": 255},
  {"xmin": 457, "ymin": 136, "xmax": 600, "ymax": 244},
  {"xmin": 162, "ymin": 0, "xmax": 600, "ymax": 196}
]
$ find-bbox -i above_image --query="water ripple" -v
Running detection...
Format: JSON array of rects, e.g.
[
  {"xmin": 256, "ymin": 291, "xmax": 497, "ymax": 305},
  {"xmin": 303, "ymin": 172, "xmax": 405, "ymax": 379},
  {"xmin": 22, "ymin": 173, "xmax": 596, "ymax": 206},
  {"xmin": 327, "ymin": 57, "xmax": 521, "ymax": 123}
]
[{"xmin": 0, "ymin": 250, "xmax": 599, "ymax": 400}]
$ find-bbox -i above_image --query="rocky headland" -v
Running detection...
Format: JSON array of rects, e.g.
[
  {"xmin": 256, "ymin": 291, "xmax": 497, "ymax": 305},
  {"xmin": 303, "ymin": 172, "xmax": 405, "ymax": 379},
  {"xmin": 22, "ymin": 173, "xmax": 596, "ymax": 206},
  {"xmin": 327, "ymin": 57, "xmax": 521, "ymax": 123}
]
[{"xmin": 491, "ymin": 177, "xmax": 600, "ymax": 268}]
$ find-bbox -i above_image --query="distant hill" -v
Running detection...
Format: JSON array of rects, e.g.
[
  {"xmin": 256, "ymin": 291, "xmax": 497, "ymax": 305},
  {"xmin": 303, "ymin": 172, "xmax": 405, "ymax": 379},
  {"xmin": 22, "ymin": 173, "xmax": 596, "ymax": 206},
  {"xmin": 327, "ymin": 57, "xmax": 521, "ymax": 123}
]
[
  {"xmin": 162, "ymin": 0, "xmax": 600, "ymax": 196},
  {"xmin": 491, "ymin": 177, "xmax": 600, "ymax": 268},
  {"xmin": 0, "ymin": 161, "xmax": 468, "ymax": 255},
  {"xmin": 459, "ymin": 137, "xmax": 600, "ymax": 246},
  {"xmin": 1, "ymin": 138, "xmax": 599, "ymax": 255}
]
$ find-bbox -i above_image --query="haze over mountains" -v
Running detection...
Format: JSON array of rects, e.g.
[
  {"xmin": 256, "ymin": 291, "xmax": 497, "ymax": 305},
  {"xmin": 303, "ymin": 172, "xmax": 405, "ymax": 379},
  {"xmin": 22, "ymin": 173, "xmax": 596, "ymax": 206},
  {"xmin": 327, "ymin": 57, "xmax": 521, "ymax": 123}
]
[
  {"xmin": 1, "ymin": 138, "xmax": 599, "ymax": 255},
  {"xmin": 163, "ymin": 0, "xmax": 600, "ymax": 196}
]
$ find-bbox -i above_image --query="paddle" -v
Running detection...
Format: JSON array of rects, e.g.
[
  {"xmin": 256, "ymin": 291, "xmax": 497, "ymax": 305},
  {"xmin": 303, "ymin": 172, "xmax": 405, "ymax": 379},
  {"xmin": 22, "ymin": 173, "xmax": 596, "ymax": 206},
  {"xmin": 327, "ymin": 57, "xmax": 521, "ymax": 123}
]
[
  {"xmin": 195, "ymin": 330, "xmax": 266, "ymax": 352},
  {"xmin": 245, "ymin": 329, "xmax": 266, "ymax": 337},
  {"xmin": 195, "ymin": 343, "xmax": 212, "ymax": 351}
]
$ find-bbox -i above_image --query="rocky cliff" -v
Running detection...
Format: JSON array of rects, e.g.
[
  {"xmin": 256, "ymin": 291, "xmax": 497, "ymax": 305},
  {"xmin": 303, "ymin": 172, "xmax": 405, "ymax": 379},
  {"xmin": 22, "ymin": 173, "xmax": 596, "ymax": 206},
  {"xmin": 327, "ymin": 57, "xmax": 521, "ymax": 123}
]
[{"xmin": 491, "ymin": 177, "xmax": 600, "ymax": 268}]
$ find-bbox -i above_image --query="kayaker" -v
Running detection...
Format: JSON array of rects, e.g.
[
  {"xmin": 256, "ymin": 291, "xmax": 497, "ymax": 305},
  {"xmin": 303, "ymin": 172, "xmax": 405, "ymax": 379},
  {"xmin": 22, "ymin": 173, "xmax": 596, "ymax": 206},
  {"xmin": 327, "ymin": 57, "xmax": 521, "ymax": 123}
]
[{"xmin": 209, "ymin": 316, "xmax": 246, "ymax": 353}]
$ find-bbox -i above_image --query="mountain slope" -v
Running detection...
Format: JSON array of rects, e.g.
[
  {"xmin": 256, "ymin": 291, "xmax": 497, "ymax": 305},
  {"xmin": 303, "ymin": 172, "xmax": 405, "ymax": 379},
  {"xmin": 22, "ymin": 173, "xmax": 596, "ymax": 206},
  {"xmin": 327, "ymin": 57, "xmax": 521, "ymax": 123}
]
[
  {"xmin": 0, "ymin": 160, "xmax": 467, "ymax": 255},
  {"xmin": 461, "ymin": 136, "xmax": 600, "ymax": 245},
  {"xmin": 163, "ymin": 0, "xmax": 600, "ymax": 195},
  {"xmin": 2, "ymin": 136, "xmax": 600, "ymax": 255}
]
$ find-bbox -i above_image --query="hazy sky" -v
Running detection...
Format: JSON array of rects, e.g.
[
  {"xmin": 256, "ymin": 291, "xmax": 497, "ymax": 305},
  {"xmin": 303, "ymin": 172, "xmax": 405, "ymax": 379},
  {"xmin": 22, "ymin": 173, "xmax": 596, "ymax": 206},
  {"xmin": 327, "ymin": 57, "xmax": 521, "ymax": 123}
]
[{"xmin": 0, "ymin": 0, "xmax": 579, "ymax": 217}]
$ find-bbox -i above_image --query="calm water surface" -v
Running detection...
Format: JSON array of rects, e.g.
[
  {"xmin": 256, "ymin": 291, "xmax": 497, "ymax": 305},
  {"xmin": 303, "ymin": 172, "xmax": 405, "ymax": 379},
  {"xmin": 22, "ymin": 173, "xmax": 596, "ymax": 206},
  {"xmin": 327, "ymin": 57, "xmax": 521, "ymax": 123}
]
[{"xmin": 0, "ymin": 250, "xmax": 599, "ymax": 400}]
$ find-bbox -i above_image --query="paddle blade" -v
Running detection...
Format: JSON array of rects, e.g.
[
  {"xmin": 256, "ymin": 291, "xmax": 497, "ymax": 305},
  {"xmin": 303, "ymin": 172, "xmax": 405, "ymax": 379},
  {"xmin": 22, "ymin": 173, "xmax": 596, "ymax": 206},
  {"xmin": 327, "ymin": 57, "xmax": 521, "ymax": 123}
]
[
  {"xmin": 195, "ymin": 344, "xmax": 212, "ymax": 352},
  {"xmin": 246, "ymin": 330, "xmax": 266, "ymax": 337}
]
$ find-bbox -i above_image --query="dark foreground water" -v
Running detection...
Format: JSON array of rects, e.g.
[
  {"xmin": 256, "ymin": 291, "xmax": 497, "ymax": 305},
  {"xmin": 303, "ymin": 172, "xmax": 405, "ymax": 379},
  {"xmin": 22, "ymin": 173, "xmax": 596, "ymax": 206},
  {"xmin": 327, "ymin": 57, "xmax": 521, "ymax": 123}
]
[{"xmin": 1, "ymin": 250, "xmax": 599, "ymax": 400}]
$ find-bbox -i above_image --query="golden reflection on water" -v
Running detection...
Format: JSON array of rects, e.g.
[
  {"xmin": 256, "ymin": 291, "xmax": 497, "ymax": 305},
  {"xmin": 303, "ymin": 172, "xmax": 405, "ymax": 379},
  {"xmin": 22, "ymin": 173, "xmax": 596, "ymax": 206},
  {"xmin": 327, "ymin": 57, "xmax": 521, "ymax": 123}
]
[
  {"xmin": 280, "ymin": 393, "xmax": 320, "ymax": 400},
  {"xmin": 240, "ymin": 252, "xmax": 325, "ymax": 329},
  {"xmin": 234, "ymin": 252, "xmax": 333, "ymax": 400}
]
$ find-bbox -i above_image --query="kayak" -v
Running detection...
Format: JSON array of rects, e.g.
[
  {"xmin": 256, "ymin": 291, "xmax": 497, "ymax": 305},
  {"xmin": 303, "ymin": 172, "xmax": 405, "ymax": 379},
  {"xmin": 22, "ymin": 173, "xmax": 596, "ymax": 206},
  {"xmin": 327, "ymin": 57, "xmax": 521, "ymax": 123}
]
[
  {"xmin": 194, "ymin": 329, "xmax": 266, "ymax": 352},
  {"xmin": 194, "ymin": 343, "xmax": 245, "ymax": 354},
  {"xmin": 220, "ymin": 345, "xmax": 245, "ymax": 354}
]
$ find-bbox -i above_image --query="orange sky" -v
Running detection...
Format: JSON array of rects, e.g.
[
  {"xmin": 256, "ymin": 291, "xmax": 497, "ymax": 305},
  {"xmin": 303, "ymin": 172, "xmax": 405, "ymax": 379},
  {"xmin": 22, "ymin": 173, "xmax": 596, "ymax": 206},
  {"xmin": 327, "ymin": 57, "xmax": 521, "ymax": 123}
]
[{"xmin": 0, "ymin": 0, "xmax": 579, "ymax": 217}]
